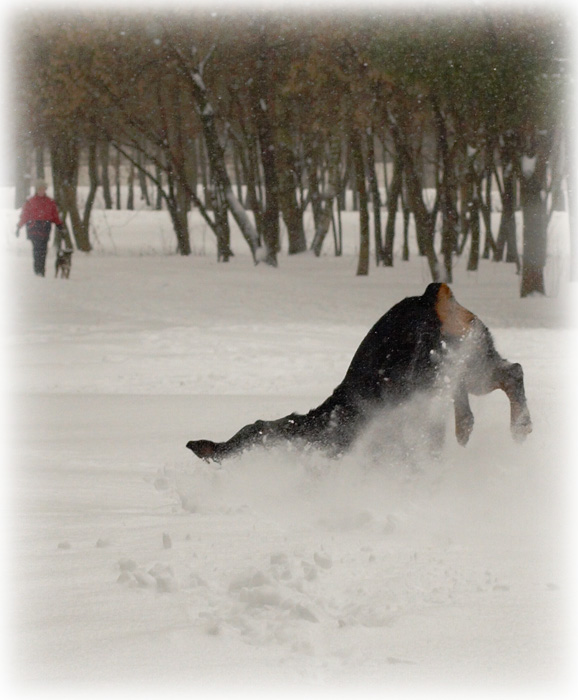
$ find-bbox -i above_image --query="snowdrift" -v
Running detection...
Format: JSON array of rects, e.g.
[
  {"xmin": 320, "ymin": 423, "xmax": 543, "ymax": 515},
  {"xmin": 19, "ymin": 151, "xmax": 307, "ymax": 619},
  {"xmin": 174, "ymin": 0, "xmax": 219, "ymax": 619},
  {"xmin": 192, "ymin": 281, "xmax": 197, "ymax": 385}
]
[{"xmin": 2, "ymin": 191, "xmax": 577, "ymax": 696}]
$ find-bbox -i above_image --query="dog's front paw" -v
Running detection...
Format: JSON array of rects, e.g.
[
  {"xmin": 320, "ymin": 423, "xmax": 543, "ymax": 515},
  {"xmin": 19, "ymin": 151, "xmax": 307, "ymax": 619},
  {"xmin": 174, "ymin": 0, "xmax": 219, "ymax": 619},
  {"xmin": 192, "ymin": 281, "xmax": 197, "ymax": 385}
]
[{"xmin": 455, "ymin": 411, "xmax": 474, "ymax": 446}]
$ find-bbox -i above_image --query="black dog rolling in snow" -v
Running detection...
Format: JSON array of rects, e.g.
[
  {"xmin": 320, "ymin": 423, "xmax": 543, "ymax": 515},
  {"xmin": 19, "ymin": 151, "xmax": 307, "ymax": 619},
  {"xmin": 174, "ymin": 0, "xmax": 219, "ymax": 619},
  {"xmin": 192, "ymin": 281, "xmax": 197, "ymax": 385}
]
[{"xmin": 187, "ymin": 283, "xmax": 532, "ymax": 462}]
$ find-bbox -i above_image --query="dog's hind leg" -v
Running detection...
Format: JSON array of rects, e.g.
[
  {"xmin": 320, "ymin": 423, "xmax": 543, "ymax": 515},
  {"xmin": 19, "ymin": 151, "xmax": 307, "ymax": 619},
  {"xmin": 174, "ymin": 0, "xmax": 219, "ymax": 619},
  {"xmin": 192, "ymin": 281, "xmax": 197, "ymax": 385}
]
[
  {"xmin": 462, "ymin": 353, "xmax": 532, "ymax": 443},
  {"xmin": 494, "ymin": 361, "xmax": 532, "ymax": 442}
]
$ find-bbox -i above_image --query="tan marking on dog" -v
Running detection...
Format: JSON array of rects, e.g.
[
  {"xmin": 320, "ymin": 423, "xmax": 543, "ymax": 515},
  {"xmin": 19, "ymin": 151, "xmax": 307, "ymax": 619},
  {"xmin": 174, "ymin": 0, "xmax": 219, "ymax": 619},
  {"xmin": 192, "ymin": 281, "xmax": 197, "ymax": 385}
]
[{"xmin": 435, "ymin": 283, "xmax": 476, "ymax": 337}]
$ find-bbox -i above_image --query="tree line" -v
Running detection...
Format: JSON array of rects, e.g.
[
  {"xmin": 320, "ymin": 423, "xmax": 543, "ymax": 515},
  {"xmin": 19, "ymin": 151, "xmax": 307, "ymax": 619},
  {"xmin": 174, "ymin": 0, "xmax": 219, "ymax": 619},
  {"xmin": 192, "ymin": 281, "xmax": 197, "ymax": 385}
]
[{"xmin": 12, "ymin": 7, "xmax": 572, "ymax": 295}]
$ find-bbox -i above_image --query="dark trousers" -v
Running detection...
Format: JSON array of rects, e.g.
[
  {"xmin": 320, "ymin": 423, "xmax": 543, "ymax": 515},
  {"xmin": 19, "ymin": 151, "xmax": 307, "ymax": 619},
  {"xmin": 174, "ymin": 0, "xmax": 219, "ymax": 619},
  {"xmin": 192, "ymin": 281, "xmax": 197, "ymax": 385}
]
[{"xmin": 30, "ymin": 235, "xmax": 49, "ymax": 276}]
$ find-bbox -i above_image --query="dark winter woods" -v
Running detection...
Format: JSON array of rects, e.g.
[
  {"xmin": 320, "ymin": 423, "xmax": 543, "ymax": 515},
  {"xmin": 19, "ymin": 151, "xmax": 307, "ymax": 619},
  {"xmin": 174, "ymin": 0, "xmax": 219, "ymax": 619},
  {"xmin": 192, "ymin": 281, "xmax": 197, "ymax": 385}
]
[{"xmin": 11, "ymin": 8, "xmax": 572, "ymax": 295}]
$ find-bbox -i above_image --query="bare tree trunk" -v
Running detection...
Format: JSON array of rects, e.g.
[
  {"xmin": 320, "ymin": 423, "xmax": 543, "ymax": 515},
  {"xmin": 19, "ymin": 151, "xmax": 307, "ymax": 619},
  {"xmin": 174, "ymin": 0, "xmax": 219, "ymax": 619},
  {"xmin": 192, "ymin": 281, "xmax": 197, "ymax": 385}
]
[
  {"xmin": 198, "ymin": 136, "xmax": 210, "ymax": 211},
  {"xmin": 331, "ymin": 201, "xmax": 343, "ymax": 256},
  {"xmin": 253, "ymin": 86, "xmax": 280, "ymax": 265},
  {"xmin": 519, "ymin": 137, "xmax": 549, "ymax": 297},
  {"xmin": 275, "ymin": 136, "xmax": 306, "ymax": 254},
  {"xmin": 241, "ymin": 137, "xmax": 265, "ymax": 241},
  {"xmin": 100, "ymin": 142, "xmax": 113, "ymax": 210},
  {"xmin": 173, "ymin": 44, "xmax": 260, "ymax": 262},
  {"xmin": 310, "ymin": 136, "xmax": 342, "ymax": 256},
  {"xmin": 307, "ymin": 140, "xmax": 324, "ymax": 253},
  {"xmin": 35, "ymin": 145, "xmax": 46, "ymax": 180},
  {"xmin": 481, "ymin": 167, "xmax": 496, "ymax": 259},
  {"xmin": 383, "ymin": 150, "xmax": 403, "ymax": 266},
  {"xmin": 112, "ymin": 137, "xmax": 227, "ymax": 257},
  {"xmin": 233, "ymin": 144, "xmax": 244, "ymax": 204},
  {"xmin": 494, "ymin": 135, "xmax": 521, "ymax": 268},
  {"xmin": 155, "ymin": 162, "xmax": 163, "ymax": 211},
  {"xmin": 127, "ymin": 157, "xmax": 135, "ymax": 210},
  {"xmin": 494, "ymin": 169, "xmax": 519, "ymax": 266},
  {"xmin": 51, "ymin": 136, "xmax": 91, "ymax": 252},
  {"xmin": 115, "ymin": 149, "xmax": 122, "ymax": 210},
  {"xmin": 402, "ymin": 201, "xmax": 411, "ymax": 262},
  {"xmin": 467, "ymin": 181, "xmax": 481, "ymax": 271},
  {"xmin": 166, "ymin": 190, "xmax": 191, "ymax": 256},
  {"xmin": 350, "ymin": 152, "xmax": 359, "ymax": 212},
  {"xmin": 350, "ymin": 128, "xmax": 370, "ymax": 276},
  {"xmin": 82, "ymin": 140, "xmax": 99, "ymax": 232},
  {"xmin": 136, "ymin": 148, "xmax": 151, "ymax": 206},
  {"xmin": 388, "ymin": 113, "xmax": 439, "ymax": 280},
  {"xmin": 366, "ymin": 130, "xmax": 384, "ymax": 265},
  {"xmin": 432, "ymin": 96, "xmax": 458, "ymax": 283},
  {"xmin": 213, "ymin": 185, "xmax": 233, "ymax": 261}
]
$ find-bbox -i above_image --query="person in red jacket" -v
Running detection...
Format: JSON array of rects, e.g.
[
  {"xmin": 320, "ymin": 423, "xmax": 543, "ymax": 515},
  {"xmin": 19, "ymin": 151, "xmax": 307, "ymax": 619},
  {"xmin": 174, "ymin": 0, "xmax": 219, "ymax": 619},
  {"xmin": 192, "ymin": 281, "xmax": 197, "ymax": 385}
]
[{"xmin": 16, "ymin": 179, "xmax": 65, "ymax": 276}]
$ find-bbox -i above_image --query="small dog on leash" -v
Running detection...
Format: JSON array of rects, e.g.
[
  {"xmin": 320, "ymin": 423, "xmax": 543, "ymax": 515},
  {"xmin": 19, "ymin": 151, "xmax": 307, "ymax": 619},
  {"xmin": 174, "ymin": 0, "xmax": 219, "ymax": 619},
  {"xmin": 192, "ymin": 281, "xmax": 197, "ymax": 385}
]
[{"xmin": 55, "ymin": 248, "xmax": 73, "ymax": 278}]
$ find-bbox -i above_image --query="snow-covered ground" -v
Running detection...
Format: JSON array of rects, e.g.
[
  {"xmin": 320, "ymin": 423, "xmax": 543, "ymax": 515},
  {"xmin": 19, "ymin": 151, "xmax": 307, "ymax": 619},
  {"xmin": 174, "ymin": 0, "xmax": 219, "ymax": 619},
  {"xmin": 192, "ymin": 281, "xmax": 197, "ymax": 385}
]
[{"xmin": 2, "ymin": 196, "xmax": 578, "ymax": 698}]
